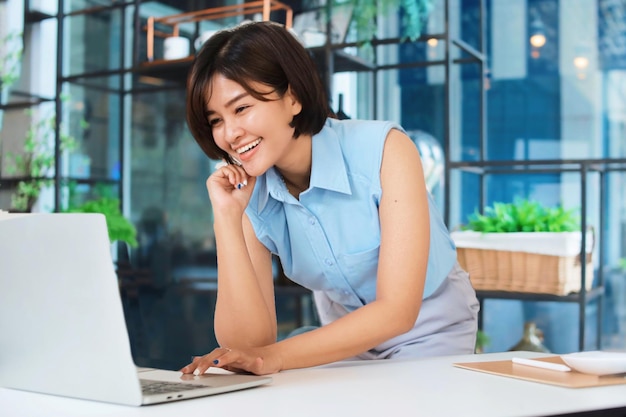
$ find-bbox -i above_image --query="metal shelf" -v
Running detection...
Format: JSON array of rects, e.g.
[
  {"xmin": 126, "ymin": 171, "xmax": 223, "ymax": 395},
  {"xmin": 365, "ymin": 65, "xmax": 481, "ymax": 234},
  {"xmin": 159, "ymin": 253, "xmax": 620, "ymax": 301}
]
[
  {"xmin": 447, "ymin": 143, "xmax": 621, "ymax": 351},
  {"xmin": 135, "ymin": 57, "xmax": 194, "ymax": 86},
  {"xmin": 308, "ymin": 48, "xmax": 376, "ymax": 73},
  {"xmin": 476, "ymin": 286, "xmax": 605, "ymax": 303},
  {"xmin": 143, "ymin": 0, "xmax": 293, "ymax": 63},
  {"xmin": 454, "ymin": 158, "xmax": 613, "ymax": 351},
  {"xmin": 132, "ymin": 45, "xmax": 375, "ymax": 86}
]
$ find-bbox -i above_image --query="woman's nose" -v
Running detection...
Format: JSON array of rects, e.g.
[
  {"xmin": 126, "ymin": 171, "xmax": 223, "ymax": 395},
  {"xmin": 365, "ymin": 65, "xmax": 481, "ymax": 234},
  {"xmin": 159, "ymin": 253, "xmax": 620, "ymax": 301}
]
[{"xmin": 224, "ymin": 119, "xmax": 244, "ymax": 144}]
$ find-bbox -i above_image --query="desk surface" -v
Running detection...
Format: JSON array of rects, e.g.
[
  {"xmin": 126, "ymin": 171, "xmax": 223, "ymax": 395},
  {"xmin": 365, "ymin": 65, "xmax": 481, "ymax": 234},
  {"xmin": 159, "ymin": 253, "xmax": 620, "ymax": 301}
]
[{"xmin": 2, "ymin": 351, "xmax": 626, "ymax": 417}]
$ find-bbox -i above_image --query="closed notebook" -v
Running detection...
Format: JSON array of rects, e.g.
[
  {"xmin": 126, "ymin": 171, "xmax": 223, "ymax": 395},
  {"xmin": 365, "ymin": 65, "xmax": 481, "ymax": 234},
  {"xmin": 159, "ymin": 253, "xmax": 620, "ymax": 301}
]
[{"xmin": 454, "ymin": 356, "xmax": 626, "ymax": 388}]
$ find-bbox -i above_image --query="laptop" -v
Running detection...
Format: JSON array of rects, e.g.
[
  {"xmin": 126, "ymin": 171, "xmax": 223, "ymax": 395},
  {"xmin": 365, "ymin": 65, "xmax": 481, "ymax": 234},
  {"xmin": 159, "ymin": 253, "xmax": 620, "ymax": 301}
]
[{"xmin": 0, "ymin": 212, "xmax": 272, "ymax": 406}]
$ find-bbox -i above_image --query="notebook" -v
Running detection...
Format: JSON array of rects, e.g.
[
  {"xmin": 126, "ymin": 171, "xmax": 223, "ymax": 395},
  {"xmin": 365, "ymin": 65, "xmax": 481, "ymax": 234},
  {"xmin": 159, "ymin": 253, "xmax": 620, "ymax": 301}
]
[
  {"xmin": 453, "ymin": 356, "xmax": 626, "ymax": 388},
  {"xmin": 0, "ymin": 212, "xmax": 272, "ymax": 406}
]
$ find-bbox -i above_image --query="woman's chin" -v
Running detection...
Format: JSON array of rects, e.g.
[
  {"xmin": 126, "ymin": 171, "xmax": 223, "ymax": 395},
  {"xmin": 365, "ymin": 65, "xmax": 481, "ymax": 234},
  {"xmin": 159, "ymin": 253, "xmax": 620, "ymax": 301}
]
[{"xmin": 236, "ymin": 160, "xmax": 258, "ymax": 177}]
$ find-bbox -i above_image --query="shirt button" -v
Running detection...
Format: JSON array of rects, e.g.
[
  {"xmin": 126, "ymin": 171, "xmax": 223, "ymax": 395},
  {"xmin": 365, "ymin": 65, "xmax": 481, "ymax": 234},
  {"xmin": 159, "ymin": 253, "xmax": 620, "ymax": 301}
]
[
  {"xmin": 324, "ymin": 258, "xmax": 334, "ymax": 266},
  {"xmin": 309, "ymin": 217, "xmax": 316, "ymax": 225}
]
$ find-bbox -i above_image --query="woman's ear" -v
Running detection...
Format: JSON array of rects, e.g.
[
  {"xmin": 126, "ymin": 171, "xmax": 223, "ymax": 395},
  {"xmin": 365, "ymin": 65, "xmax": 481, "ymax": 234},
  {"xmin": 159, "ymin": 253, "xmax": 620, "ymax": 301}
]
[{"xmin": 286, "ymin": 86, "xmax": 302, "ymax": 116}]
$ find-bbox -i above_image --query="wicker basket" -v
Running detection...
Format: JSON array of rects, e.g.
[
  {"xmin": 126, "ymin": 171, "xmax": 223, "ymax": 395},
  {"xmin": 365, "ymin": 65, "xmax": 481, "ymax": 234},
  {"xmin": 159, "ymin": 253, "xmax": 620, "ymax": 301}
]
[
  {"xmin": 451, "ymin": 231, "xmax": 594, "ymax": 296},
  {"xmin": 456, "ymin": 248, "xmax": 593, "ymax": 295}
]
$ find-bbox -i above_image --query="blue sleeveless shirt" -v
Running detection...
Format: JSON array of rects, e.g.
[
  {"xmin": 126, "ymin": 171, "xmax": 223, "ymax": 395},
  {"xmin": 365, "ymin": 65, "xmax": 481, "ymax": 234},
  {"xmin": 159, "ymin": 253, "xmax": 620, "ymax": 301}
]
[{"xmin": 245, "ymin": 118, "xmax": 457, "ymax": 312}]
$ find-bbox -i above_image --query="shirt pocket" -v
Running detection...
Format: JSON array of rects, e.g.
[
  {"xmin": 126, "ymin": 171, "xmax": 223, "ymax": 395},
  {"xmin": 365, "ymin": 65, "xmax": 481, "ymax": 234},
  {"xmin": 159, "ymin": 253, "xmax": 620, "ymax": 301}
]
[{"xmin": 337, "ymin": 245, "xmax": 380, "ymax": 304}]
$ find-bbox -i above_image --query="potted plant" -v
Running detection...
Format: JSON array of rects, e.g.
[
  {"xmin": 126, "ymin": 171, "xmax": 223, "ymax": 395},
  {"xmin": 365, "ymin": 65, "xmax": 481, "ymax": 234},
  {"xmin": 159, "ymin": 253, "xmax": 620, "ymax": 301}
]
[
  {"xmin": 475, "ymin": 329, "xmax": 490, "ymax": 354},
  {"xmin": 349, "ymin": 0, "xmax": 434, "ymax": 44},
  {"xmin": 64, "ymin": 196, "xmax": 137, "ymax": 249},
  {"xmin": 461, "ymin": 199, "xmax": 581, "ymax": 233},
  {"xmin": 304, "ymin": 0, "xmax": 434, "ymax": 51},
  {"xmin": 451, "ymin": 199, "xmax": 594, "ymax": 295}
]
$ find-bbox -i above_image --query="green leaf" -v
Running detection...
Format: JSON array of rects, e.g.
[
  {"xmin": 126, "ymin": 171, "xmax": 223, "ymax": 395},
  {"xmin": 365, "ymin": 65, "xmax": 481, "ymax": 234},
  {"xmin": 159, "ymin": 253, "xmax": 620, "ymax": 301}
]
[
  {"xmin": 341, "ymin": 0, "xmax": 434, "ymax": 45},
  {"xmin": 4, "ymin": 95, "xmax": 84, "ymax": 211},
  {"xmin": 463, "ymin": 199, "xmax": 581, "ymax": 233},
  {"xmin": 65, "ymin": 197, "xmax": 138, "ymax": 247}
]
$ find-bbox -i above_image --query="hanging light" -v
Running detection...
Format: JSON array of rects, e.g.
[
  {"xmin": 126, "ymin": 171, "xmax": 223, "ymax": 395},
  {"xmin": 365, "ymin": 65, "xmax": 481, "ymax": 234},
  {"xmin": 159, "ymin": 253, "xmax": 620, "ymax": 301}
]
[
  {"xmin": 529, "ymin": 17, "xmax": 546, "ymax": 48},
  {"xmin": 573, "ymin": 56, "xmax": 589, "ymax": 69},
  {"xmin": 572, "ymin": 43, "xmax": 591, "ymax": 79}
]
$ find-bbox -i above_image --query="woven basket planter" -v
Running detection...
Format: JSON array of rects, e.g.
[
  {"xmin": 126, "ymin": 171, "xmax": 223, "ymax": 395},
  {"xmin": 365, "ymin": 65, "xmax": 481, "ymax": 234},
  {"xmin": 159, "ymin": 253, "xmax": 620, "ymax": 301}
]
[{"xmin": 451, "ymin": 231, "xmax": 594, "ymax": 296}]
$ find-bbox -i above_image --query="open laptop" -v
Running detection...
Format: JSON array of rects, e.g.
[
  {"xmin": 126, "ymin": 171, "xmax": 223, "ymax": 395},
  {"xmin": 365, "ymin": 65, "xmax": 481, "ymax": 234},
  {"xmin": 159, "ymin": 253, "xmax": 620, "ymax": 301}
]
[{"xmin": 0, "ymin": 212, "xmax": 272, "ymax": 406}]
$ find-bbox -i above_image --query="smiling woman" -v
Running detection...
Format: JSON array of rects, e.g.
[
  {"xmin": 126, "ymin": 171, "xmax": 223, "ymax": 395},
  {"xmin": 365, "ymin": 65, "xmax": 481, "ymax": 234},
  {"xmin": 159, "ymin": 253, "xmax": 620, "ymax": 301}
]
[
  {"xmin": 186, "ymin": 22, "xmax": 328, "ymax": 167},
  {"xmin": 181, "ymin": 21, "xmax": 479, "ymax": 377}
]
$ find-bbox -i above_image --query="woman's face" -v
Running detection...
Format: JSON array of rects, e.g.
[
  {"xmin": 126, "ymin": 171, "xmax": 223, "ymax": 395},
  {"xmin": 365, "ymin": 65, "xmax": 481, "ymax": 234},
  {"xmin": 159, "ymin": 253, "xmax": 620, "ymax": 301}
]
[{"xmin": 206, "ymin": 74, "xmax": 303, "ymax": 177}]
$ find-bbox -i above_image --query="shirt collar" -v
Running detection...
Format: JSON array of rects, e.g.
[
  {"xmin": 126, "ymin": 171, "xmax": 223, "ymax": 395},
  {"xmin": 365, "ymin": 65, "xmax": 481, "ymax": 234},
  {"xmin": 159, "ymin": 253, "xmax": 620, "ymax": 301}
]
[{"xmin": 256, "ymin": 120, "xmax": 352, "ymax": 211}]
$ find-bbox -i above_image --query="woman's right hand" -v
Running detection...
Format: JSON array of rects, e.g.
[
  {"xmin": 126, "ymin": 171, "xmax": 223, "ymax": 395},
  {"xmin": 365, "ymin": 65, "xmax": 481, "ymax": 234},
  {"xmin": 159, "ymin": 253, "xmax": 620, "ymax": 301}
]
[
  {"xmin": 206, "ymin": 162, "xmax": 256, "ymax": 216},
  {"xmin": 180, "ymin": 345, "xmax": 283, "ymax": 376}
]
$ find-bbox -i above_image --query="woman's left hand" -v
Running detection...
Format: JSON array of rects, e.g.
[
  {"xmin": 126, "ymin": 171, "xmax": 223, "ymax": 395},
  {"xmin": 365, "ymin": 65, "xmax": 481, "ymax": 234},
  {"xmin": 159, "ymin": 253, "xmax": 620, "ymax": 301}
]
[{"xmin": 180, "ymin": 346, "xmax": 282, "ymax": 376}]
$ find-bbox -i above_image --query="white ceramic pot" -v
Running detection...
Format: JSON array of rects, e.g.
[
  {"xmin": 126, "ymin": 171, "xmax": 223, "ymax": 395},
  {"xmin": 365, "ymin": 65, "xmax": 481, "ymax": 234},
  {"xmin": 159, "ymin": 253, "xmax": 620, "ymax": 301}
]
[{"xmin": 163, "ymin": 36, "xmax": 190, "ymax": 60}]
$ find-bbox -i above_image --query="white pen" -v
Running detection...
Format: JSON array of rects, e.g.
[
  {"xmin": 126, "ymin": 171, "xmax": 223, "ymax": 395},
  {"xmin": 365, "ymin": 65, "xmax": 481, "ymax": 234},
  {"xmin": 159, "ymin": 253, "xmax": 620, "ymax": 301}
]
[{"xmin": 512, "ymin": 357, "xmax": 572, "ymax": 372}]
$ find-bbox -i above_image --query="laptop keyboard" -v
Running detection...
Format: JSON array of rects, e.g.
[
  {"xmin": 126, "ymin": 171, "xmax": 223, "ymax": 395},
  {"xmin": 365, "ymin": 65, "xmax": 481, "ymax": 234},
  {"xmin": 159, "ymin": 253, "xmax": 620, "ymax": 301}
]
[{"xmin": 140, "ymin": 379, "xmax": 210, "ymax": 395}]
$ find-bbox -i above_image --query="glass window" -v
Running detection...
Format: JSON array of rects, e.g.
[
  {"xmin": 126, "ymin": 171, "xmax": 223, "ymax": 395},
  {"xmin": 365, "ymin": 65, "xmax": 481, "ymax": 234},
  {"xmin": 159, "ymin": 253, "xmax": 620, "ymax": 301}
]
[
  {"xmin": 63, "ymin": 7, "xmax": 124, "ymax": 76},
  {"xmin": 62, "ymin": 79, "xmax": 122, "ymax": 181},
  {"xmin": 129, "ymin": 87, "xmax": 215, "ymax": 263}
]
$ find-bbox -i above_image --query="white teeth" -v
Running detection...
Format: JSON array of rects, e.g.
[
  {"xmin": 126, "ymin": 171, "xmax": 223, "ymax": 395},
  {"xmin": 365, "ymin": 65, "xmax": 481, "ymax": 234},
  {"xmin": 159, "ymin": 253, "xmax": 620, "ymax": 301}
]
[{"xmin": 236, "ymin": 138, "xmax": 261, "ymax": 154}]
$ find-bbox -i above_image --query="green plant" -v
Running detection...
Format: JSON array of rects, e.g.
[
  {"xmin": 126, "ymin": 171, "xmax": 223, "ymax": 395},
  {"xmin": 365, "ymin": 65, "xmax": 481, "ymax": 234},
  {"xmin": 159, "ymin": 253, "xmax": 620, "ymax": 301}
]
[
  {"xmin": 4, "ymin": 96, "xmax": 85, "ymax": 211},
  {"xmin": 350, "ymin": 0, "xmax": 433, "ymax": 43},
  {"xmin": 462, "ymin": 199, "xmax": 580, "ymax": 233},
  {"xmin": 1, "ymin": 29, "xmax": 24, "ymax": 162},
  {"xmin": 619, "ymin": 258, "xmax": 626, "ymax": 272},
  {"xmin": 0, "ymin": 30, "xmax": 23, "ymax": 90},
  {"xmin": 65, "ymin": 196, "xmax": 138, "ymax": 247},
  {"xmin": 320, "ymin": 0, "xmax": 433, "ymax": 48},
  {"xmin": 475, "ymin": 329, "xmax": 490, "ymax": 353}
]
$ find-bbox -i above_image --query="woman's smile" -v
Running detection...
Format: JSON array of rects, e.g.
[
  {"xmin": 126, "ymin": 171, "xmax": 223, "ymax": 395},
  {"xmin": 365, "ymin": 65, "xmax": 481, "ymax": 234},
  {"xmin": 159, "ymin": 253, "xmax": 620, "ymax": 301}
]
[
  {"xmin": 236, "ymin": 138, "xmax": 262, "ymax": 155},
  {"xmin": 234, "ymin": 137, "xmax": 262, "ymax": 163}
]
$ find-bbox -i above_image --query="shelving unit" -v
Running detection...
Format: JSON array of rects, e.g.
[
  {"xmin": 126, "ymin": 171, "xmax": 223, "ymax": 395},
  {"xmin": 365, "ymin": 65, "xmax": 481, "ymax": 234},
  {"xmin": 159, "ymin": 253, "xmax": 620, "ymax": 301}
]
[
  {"xmin": 143, "ymin": 0, "xmax": 293, "ymax": 63},
  {"xmin": 448, "ymin": 158, "xmax": 626, "ymax": 350},
  {"xmin": 133, "ymin": 1, "xmax": 297, "ymax": 88},
  {"xmin": 433, "ymin": 0, "xmax": 615, "ymax": 352}
]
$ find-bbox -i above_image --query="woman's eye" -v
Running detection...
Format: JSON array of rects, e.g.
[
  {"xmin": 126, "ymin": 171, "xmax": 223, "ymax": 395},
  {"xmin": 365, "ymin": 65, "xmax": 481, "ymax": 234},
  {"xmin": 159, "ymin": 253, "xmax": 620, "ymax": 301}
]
[
  {"xmin": 235, "ymin": 105, "xmax": 249, "ymax": 114},
  {"xmin": 208, "ymin": 118, "xmax": 221, "ymax": 127}
]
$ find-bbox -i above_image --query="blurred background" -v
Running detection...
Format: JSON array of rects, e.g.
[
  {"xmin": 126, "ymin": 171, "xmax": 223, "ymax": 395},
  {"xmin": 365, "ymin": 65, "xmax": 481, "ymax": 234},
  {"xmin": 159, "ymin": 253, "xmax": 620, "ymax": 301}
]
[{"xmin": 1, "ymin": 0, "xmax": 624, "ymax": 369}]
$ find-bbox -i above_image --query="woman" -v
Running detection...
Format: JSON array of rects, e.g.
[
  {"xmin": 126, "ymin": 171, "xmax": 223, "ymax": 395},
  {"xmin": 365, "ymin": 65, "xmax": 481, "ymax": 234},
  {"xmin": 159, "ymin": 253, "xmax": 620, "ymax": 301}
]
[{"xmin": 181, "ymin": 21, "xmax": 479, "ymax": 376}]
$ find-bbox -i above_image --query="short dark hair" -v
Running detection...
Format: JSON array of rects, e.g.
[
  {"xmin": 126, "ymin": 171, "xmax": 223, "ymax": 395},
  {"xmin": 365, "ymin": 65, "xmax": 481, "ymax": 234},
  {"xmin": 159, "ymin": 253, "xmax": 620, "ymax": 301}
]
[{"xmin": 186, "ymin": 21, "xmax": 330, "ymax": 163}]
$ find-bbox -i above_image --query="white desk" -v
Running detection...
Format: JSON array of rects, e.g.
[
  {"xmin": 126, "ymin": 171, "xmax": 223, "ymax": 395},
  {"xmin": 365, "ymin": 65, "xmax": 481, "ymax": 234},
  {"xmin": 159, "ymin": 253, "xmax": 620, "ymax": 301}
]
[{"xmin": 2, "ymin": 351, "xmax": 626, "ymax": 417}]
